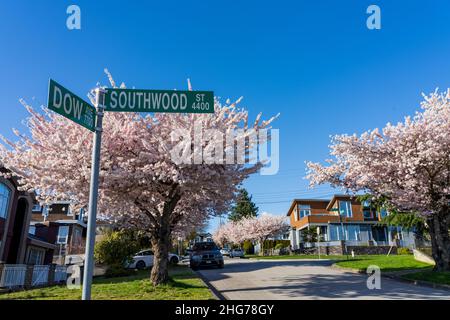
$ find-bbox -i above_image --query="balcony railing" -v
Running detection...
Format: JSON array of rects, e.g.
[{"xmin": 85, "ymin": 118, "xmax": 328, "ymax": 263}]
[
  {"xmin": 32, "ymin": 265, "xmax": 49, "ymax": 286},
  {"xmin": 0, "ymin": 264, "xmax": 26, "ymax": 288},
  {"xmin": 0, "ymin": 264, "xmax": 67, "ymax": 289}
]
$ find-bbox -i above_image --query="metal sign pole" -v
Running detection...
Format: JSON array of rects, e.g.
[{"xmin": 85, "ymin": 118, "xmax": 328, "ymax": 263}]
[
  {"xmin": 82, "ymin": 88, "xmax": 105, "ymax": 300},
  {"xmin": 316, "ymin": 227, "xmax": 321, "ymax": 260}
]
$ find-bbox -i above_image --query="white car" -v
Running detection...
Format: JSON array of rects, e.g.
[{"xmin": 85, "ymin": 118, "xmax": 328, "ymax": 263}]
[
  {"xmin": 229, "ymin": 249, "xmax": 245, "ymax": 258},
  {"xmin": 127, "ymin": 249, "xmax": 180, "ymax": 269},
  {"xmin": 220, "ymin": 248, "xmax": 230, "ymax": 256}
]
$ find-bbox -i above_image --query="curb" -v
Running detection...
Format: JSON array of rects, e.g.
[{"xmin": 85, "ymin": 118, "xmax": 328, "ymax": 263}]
[
  {"xmin": 194, "ymin": 271, "xmax": 227, "ymax": 301},
  {"xmin": 330, "ymin": 263, "xmax": 365, "ymax": 274},
  {"xmin": 330, "ymin": 263, "xmax": 450, "ymax": 292}
]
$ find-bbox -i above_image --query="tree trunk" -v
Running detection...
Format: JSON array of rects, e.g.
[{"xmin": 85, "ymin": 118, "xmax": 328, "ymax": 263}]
[
  {"xmin": 150, "ymin": 222, "xmax": 171, "ymax": 285},
  {"xmin": 427, "ymin": 212, "xmax": 450, "ymax": 271},
  {"xmin": 149, "ymin": 187, "xmax": 181, "ymax": 286}
]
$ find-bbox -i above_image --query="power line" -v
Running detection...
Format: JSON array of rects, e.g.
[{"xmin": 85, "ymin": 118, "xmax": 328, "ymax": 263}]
[
  {"xmin": 252, "ymin": 189, "xmax": 337, "ymax": 199},
  {"xmin": 254, "ymin": 192, "xmax": 336, "ymax": 205}
]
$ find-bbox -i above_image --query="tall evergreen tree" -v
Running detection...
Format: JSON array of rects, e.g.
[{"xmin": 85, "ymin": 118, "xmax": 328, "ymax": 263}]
[{"xmin": 228, "ymin": 189, "xmax": 258, "ymax": 222}]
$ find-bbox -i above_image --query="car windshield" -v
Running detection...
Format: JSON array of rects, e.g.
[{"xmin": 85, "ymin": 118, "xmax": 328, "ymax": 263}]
[{"xmin": 192, "ymin": 243, "xmax": 218, "ymax": 251}]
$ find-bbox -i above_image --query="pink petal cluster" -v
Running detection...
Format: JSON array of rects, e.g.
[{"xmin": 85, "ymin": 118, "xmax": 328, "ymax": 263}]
[
  {"xmin": 0, "ymin": 73, "xmax": 278, "ymax": 238},
  {"xmin": 306, "ymin": 90, "xmax": 450, "ymax": 216},
  {"xmin": 213, "ymin": 215, "xmax": 289, "ymax": 246}
]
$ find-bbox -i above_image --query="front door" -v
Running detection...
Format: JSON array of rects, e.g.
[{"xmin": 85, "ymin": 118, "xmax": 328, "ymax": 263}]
[{"xmin": 6, "ymin": 198, "xmax": 28, "ymax": 263}]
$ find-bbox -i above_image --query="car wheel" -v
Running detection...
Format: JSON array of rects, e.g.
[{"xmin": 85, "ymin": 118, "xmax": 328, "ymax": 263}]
[
  {"xmin": 136, "ymin": 260, "xmax": 146, "ymax": 270},
  {"xmin": 218, "ymin": 263, "xmax": 224, "ymax": 269},
  {"xmin": 170, "ymin": 256, "xmax": 179, "ymax": 265}
]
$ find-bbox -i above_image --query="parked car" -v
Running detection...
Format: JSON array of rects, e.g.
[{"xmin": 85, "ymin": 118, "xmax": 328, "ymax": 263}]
[
  {"xmin": 220, "ymin": 248, "xmax": 230, "ymax": 256},
  {"xmin": 189, "ymin": 242, "xmax": 224, "ymax": 270},
  {"xmin": 127, "ymin": 249, "xmax": 180, "ymax": 269},
  {"xmin": 229, "ymin": 248, "xmax": 245, "ymax": 258}
]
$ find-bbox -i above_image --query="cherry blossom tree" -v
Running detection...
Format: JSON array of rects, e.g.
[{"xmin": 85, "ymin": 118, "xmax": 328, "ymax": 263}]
[
  {"xmin": 306, "ymin": 90, "xmax": 450, "ymax": 271},
  {"xmin": 213, "ymin": 215, "xmax": 289, "ymax": 253},
  {"xmin": 0, "ymin": 70, "xmax": 278, "ymax": 285}
]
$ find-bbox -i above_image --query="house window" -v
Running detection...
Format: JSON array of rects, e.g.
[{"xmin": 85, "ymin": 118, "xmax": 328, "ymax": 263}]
[
  {"xmin": 339, "ymin": 201, "xmax": 352, "ymax": 218},
  {"xmin": 298, "ymin": 205, "xmax": 311, "ymax": 218},
  {"xmin": 362, "ymin": 200, "xmax": 376, "ymax": 219},
  {"xmin": 362, "ymin": 200, "xmax": 370, "ymax": 207},
  {"xmin": 79, "ymin": 208, "xmax": 85, "ymax": 221},
  {"xmin": 66, "ymin": 205, "xmax": 72, "ymax": 216},
  {"xmin": 72, "ymin": 227, "xmax": 82, "ymax": 248},
  {"xmin": 0, "ymin": 183, "xmax": 11, "ymax": 219},
  {"xmin": 32, "ymin": 204, "xmax": 42, "ymax": 212},
  {"xmin": 363, "ymin": 209, "xmax": 373, "ymax": 219},
  {"xmin": 27, "ymin": 247, "xmax": 45, "ymax": 265},
  {"xmin": 42, "ymin": 206, "xmax": 49, "ymax": 217},
  {"xmin": 379, "ymin": 208, "xmax": 388, "ymax": 218},
  {"xmin": 347, "ymin": 225, "xmax": 360, "ymax": 240},
  {"xmin": 329, "ymin": 224, "xmax": 345, "ymax": 241},
  {"xmin": 57, "ymin": 226, "xmax": 69, "ymax": 244}
]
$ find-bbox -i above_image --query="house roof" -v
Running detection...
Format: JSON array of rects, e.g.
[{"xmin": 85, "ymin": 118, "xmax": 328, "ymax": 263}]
[
  {"xmin": 27, "ymin": 235, "xmax": 57, "ymax": 250},
  {"xmin": 286, "ymin": 194, "xmax": 362, "ymax": 216},
  {"xmin": 54, "ymin": 219, "xmax": 87, "ymax": 228},
  {"xmin": 286, "ymin": 199, "xmax": 330, "ymax": 216},
  {"xmin": 325, "ymin": 194, "xmax": 357, "ymax": 211}
]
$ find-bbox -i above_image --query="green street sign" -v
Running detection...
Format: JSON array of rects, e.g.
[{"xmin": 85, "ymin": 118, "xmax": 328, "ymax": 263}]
[
  {"xmin": 47, "ymin": 79, "xmax": 97, "ymax": 132},
  {"xmin": 103, "ymin": 88, "xmax": 214, "ymax": 114}
]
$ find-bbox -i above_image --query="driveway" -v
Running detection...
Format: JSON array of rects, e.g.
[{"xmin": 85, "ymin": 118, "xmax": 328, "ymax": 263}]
[{"xmin": 197, "ymin": 258, "xmax": 450, "ymax": 300}]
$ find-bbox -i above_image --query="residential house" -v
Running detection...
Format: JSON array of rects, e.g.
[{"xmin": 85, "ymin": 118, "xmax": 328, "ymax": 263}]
[
  {"xmin": 31, "ymin": 201, "xmax": 87, "ymax": 265},
  {"xmin": 287, "ymin": 195, "xmax": 417, "ymax": 254},
  {"xmin": 0, "ymin": 167, "xmax": 56, "ymax": 265}
]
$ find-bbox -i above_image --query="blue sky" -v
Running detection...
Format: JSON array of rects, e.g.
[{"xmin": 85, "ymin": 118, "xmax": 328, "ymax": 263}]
[{"xmin": 1, "ymin": 1, "xmax": 450, "ymax": 232}]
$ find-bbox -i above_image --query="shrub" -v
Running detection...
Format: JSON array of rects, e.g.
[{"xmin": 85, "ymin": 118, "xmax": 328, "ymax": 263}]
[
  {"xmin": 94, "ymin": 229, "xmax": 149, "ymax": 266},
  {"xmin": 243, "ymin": 240, "xmax": 254, "ymax": 254},
  {"xmin": 397, "ymin": 247, "xmax": 412, "ymax": 255},
  {"xmin": 104, "ymin": 264, "xmax": 134, "ymax": 278},
  {"xmin": 262, "ymin": 240, "xmax": 290, "ymax": 250}
]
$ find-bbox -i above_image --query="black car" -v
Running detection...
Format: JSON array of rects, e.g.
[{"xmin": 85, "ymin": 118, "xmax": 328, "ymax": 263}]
[{"xmin": 189, "ymin": 242, "xmax": 224, "ymax": 270}]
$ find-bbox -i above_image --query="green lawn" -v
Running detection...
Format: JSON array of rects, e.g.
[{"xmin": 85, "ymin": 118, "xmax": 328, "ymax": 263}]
[
  {"xmin": 403, "ymin": 270, "xmax": 450, "ymax": 286},
  {"xmin": 248, "ymin": 254, "xmax": 433, "ymax": 273},
  {"xmin": 334, "ymin": 255, "xmax": 433, "ymax": 272},
  {"xmin": 0, "ymin": 266, "xmax": 214, "ymax": 300},
  {"xmin": 247, "ymin": 254, "xmax": 347, "ymax": 260}
]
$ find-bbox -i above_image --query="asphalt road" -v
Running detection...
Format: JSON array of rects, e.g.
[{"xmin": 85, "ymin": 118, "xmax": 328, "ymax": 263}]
[{"xmin": 197, "ymin": 258, "xmax": 450, "ymax": 300}]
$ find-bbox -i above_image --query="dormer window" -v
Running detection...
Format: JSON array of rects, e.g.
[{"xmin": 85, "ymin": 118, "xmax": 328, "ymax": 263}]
[
  {"xmin": 298, "ymin": 204, "xmax": 311, "ymax": 218},
  {"xmin": 339, "ymin": 200, "xmax": 352, "ymax": 218},
  {"xmin": 0, "ymin": 183, "xmax": 11, "ymax": 219}
]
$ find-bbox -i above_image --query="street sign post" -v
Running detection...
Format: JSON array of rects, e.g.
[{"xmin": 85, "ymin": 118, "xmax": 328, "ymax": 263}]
[
  {"xmin": 47, "ymin": 79, "xmax": 96, "ymax": 131},
  {"xmin": 104, "ymin": 88, "xmax": 214, "ymax": 113},
  {"xmin": 81, "ymin": 88, "xmax": 105, "ymax": 300}
]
